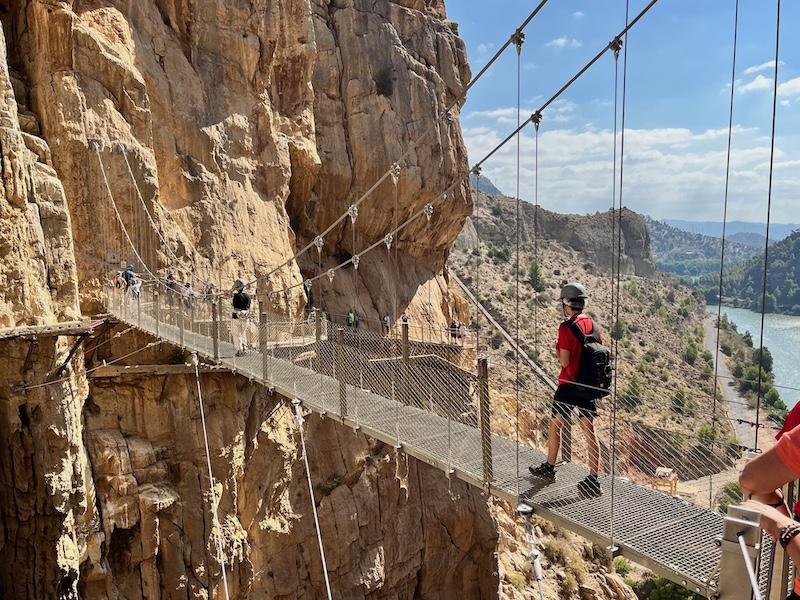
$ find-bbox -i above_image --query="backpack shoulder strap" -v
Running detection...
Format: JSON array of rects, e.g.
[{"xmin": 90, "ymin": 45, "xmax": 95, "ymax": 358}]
[
  {"xmin": 565, "ymin": 317, "xmax": 599, "ymax": 343},
  {"xmin": 564, "ymin": 318, "xmax": 587, "ymax": 344}
]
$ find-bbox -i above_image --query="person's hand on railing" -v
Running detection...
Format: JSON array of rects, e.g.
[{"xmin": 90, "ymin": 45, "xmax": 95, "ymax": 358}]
[{"xmin": 741, "ymin": 500, "xmax": 795, "ymax": 544}]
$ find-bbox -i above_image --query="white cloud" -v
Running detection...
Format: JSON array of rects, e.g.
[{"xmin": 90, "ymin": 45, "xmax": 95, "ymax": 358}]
[
  {"xmin": 573, "ymin": 11, "xmax": 584, "ymax": 18},
  {"xmin": 544, "ymin": 37, "xmax": 581, "ymax": 49},
  {"xmin": 476, "ymin": 42, "xmax": 495, "ymax": 57},
  {"xmin": 780, "ymin": 100, "xmax": 791, "ymax": 107},
  {"xmin": 743, "ymin": 60, "xmax": 783, "ymax": 75},
  {"xmin": 461, "ymin": 120, "xmax": 795, "ymax": 222},
  {"xmin": 739, "ymin": 74, "xmax": 773, "ymax": 94},
  {"xmin": 778, "ymin": 77, "xmax": 800, "ymax": 97}
]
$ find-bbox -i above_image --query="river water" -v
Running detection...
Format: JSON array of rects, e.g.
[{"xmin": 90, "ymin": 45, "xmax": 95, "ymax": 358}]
[{"xmin": 707, "ymin": 305, "xmax": 800, "ymax": 408}]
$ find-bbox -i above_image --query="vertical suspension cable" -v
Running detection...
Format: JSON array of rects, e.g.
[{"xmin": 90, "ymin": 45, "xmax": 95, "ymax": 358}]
[
  {"xmin": 191, "ymin": 353, "xmax": 231, "ymax": 600},
  {"xmin": 609, "ymin": 0, "xmax": 630, "ymax": 549},
  {"xmin": 291, "ymin": 399, "xmax": 334, "ymax": 600},
  {"xmin": 755, "ymin": 0, "xmax": 782, "ymax": 451},
  {"xmin": 532, "ymin": 112, "xmax": 542, "ymax": 448},
  {"xmin": 513, "ymin": 28, "xmax": 524, "ymax": 497},
  {"xmin": 711, "ymin": 0, "xmax": 740, "ymax": 506},
  {"xmin": 474, "ymin": 169, "xmax": 482, "ymax": 361}
]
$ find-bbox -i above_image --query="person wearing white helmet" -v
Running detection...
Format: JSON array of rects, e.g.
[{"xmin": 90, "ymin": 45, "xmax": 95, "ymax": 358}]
[
  {"xmin": 529, "ymin": 281, "xmax": 603, "ymax": 497},
  {"xmin": 230, "ymin": 278, "xmax": 251, "ymax": 357}
]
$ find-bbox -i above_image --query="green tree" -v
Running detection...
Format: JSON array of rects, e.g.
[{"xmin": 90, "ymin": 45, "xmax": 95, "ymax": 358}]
[
  {"xmin": 612, "ymin": 318, "xmax": 628, "ymax": 340},
  {"xmin": 754, "ymin": 346, "xmax": 774, "ymax": 373},
  {"xmin": 698, "ymin": 424, "xmax": 717, "ymax": 446},
  {"xmin": 648, "ymin": 577, "xmax": 699, "ymax": 600},
  {"xmin": 684, "ymin": 341, "xmax": 698, "ymax": 365},
  {"xmin": 528, "ymin": 259, "xmax": 546, "ymax": 292}
]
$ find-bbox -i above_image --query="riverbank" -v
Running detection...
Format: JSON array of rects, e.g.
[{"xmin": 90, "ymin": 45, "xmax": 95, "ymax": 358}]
[{"xmin": 704, "ymin": 316, "xmax": 777, "ymax": 453}]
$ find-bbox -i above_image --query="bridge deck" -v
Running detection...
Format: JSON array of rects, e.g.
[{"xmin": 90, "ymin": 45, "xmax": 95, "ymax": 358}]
[{"xmin": 107, "ymin": 303, "xmax": 722, "ymax": 597}]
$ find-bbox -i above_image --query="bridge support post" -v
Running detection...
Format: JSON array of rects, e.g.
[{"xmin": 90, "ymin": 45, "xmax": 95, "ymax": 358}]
[
  {"xmin": 154, "ymin": 291, "xmax": 160, "ymax": 337},
  {"xmin": 717, "ymin": 505, "xmax": 762, "ymax": 600},
  {"xmin": 260, "ymin": 303, "xmax": 269, "ymax": 385},
  {"xmin": 337, "ymin": 327, "xmax": 347, "ymax": 418},
  {"xmin": 211, "ymin": 300, "xmax": 220, "ymax": 363},
  {"xmin": 136, "ymin": 290, "xmax": 142, "ymax": 329},
  {"xmin": 189, "ymin": 300, "xmax": 195, "ymax": 336},
  {"xmin": 478, "ymin": 357, "xmax": 493, "ymax": 483},
  {"xmin": 402, "ymin": 322, "xmax": 410, "ymax": 406},
  {"xmin": 315, "ymin": 312, "xmax": 322, "ymax": 345},
  {"xmin": 179, "ymin": 299, "xmax": 185, "ymax": 347}
]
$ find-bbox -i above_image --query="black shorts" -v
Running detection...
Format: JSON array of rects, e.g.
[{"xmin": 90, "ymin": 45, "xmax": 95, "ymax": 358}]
[{"xmin": 551, "ymin": 384, "xmax": 597, "ymax": 419}]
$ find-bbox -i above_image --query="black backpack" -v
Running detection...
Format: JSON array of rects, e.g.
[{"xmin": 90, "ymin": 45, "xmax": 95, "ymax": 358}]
[{"xmin": 565, "ymin": 318, "xmax": 613, "ymax": 399}]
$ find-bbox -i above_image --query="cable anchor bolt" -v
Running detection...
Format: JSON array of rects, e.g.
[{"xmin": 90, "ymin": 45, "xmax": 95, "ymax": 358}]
[
  {"xmin": 424, "ymin": 203, "xmax": 434, "ymax": 222},
  {"xmin": 384, "ymin": 233, "xmax": 393, "ymax": 250},
  {"xmin": 531, "ymin": 110, "xmax": 543, "ymax": 131},
  {"xmin": 347, "ymin": 205, "xmax": 358, "ymax": 224},
  {"xmin": 511, "ymin": 29, "xmax": 525, "ymax": 54},
  {"xmin": 610, "ymin": 36, "xmax": 623, "ymax": 59}
]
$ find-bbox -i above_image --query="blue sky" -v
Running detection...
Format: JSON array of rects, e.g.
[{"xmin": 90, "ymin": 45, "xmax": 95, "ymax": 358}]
[{"xmin": 446, "ymin": 1, "xmax": 799, "ymax": 224}]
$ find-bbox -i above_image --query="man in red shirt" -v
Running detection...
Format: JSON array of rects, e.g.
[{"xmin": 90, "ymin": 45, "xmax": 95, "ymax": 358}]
[{"xmin": 529, "ymin": 282, "xmax": 602, "ymax": 497}]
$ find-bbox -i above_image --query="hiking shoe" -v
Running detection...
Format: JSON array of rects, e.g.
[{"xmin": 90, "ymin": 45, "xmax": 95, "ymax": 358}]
[
  {"xmin": 235, "ymin": 350, "xmax": 246, "ymax": 357},
  {"xmin": 577, "ymin": 475, "xmax": 602, "ymax": 497},
  {"xmin": 528, "ymin": 462, "xmax": 556, "ymax": 481}
]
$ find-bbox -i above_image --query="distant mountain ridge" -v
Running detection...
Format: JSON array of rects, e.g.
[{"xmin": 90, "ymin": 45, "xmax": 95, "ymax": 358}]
[
  {"xmin": 665, "ymin": 220, "xmax": 799, "ymax": 243},
  {"xmin": 645, "ymin": 216, "xmax": 761, "ymax": 277},
  {"xmin": 469, "ymin": 173, "xmax": 503, "ymax": 195}
]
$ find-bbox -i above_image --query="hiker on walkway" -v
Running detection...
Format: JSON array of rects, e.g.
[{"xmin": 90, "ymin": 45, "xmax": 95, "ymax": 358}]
[
  {"xmin": 529, "ymin": 281, "xmax": 602, "ymax": 497},
  {"xmin": 165, "ymin": 269, "xmax": 177, "ymax": 306},
  {"xmin": 228, "ymin": 278, "xmax": 251, "ymax": 357},
  {"xmin": 181, "ymin": 281, "xmax": 195, "ymax": 310},
  {"xmin": 122, "ymin": 264, "xmax": 135, "ymax": 294},
  {"xmin": 383, "ymin": 312, "xmax": 391, "ymax": 335},
  {"xmin": 128, "ymin": 274, "xmax": 142, "ymax": 311},
  {"xmin": 347, "ymin": 309, "xmax": 355, "ymax": 328}
]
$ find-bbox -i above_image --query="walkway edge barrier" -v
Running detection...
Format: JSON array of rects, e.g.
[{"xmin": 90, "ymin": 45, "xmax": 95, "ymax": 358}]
[
  {"xmin": 337, "ymin": 328, "xmax": 346, "ymax": 417},
  {"xmin": 211, "ymin": 300, "xmax": 219, "ymax": 362},
  {"xmin": 717, "ymin": 505, "xmax": 762, "ymax": 600},
  {"xmin": 478, "ymin": 357, "xmax": 493, "ymax": 483},
  {"xmin": 260, "ymin": 305, "xmax": 269, "ymax": 383}
]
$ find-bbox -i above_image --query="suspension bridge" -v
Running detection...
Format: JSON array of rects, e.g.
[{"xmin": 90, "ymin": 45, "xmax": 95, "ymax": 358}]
[
  {"xmin": 32, "ymin": 0, "xmax": 794, "ymax": 597},
  {"xmin": 101, "ymin": 283, "xmax": 753, "ymax": 599}
]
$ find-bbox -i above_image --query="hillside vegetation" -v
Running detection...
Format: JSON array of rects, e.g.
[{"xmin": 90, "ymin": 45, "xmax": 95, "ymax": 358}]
[
  {"xmin": 644, "ymin": 216, "xmax": 759, "ymax": 277},
  {"xmin": 696, "ymin": 229, "xmax": 800, "ymax": 315}
]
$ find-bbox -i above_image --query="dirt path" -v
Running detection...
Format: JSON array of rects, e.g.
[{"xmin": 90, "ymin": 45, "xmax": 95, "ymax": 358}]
[{"xmin": 704, "ymin": 316, "xmax": 761, "ymax": 450}]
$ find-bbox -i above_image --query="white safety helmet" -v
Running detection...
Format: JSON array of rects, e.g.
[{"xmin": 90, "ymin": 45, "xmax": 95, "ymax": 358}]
[{"xmin": 233, "ymin": 278, "xmax": 246, "ymax": 291}]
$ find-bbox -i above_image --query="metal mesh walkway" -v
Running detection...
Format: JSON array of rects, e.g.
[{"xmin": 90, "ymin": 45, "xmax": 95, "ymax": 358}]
[{"xmin": 105, "ymin": 290, "xmax": 723, "ymax": 597}]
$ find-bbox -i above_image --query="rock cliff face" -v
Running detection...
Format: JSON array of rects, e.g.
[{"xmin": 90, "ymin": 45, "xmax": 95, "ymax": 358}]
[{"xmin": 0, "ymin": 0, "xmax": 493, "ymax": 598}]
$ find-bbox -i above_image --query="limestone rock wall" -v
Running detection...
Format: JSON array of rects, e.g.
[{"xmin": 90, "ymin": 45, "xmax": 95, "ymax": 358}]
[
  {"xmin": 1, "ymin": 0, "xmax": 470, "ymax": 324},
  {"xmin": 0, "ymin": 12, "xmax": 93, "ymax": 599}
]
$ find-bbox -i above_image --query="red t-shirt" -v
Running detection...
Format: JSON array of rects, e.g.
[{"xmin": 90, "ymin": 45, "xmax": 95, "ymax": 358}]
[
  {"xmin": 556, "ymin": 315, "xmax": 600, "ymax": 385},
  {"xmin": 777, "ymin": 402, "xmax": 800, "ymax": 441},
  {"xmin": 775, "ymin": 420, "xmax": 800, "ymax": 518}
]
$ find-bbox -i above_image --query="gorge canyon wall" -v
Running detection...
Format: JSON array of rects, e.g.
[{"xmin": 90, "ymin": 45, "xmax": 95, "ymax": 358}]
[{"xmin": 0, "ymin": 0, "xmax": 490, "ymax": 597}]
